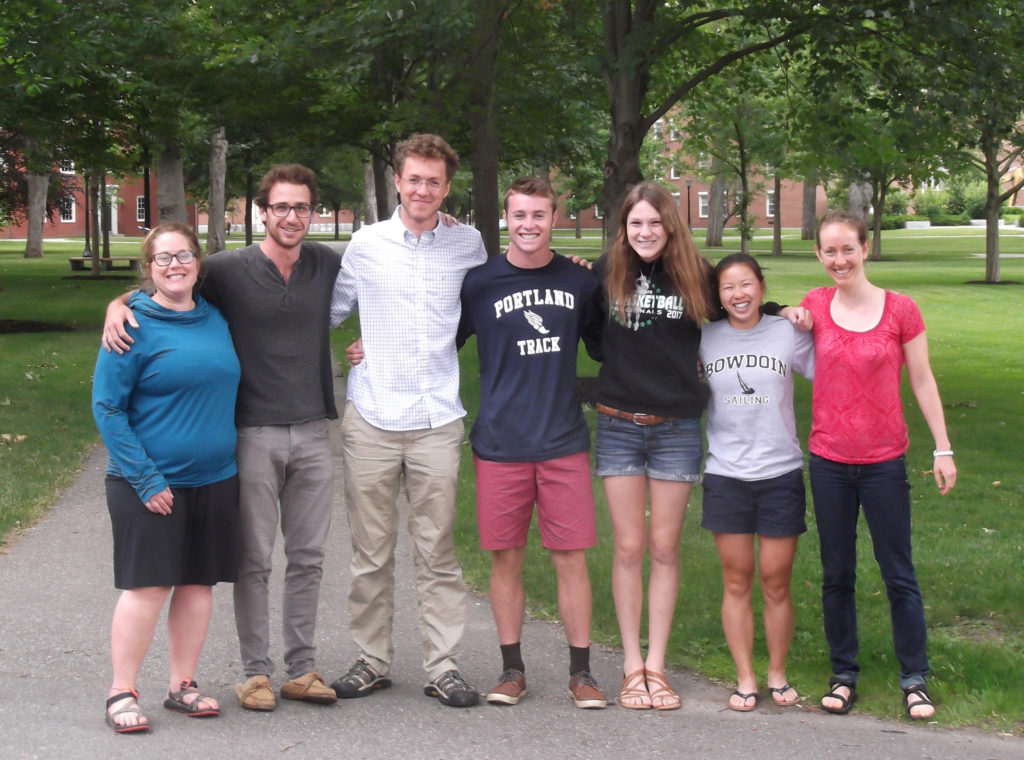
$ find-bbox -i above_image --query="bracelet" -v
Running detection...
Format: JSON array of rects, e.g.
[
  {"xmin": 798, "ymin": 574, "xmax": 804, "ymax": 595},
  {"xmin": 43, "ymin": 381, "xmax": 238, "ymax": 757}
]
[{"xmin": 933, "ymin": 449, "xmax": 954, "ymax": 458}]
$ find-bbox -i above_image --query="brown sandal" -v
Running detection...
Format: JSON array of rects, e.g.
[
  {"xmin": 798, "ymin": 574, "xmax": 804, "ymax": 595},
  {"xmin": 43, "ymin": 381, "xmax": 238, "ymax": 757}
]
[
  {"xmin": 164, "ymin": 679, "xmax": 220, "ymax": 717},
  {"xmin": 645, "ymin": 671, "xmax": 681, "ymax": 711},
  {"xmin": 617, "ymin": 668, "xmax": 651, "ymax": 710},
  {"xmin": 105, "ymin": 689, "xmax": 151, "ymax": 733}
]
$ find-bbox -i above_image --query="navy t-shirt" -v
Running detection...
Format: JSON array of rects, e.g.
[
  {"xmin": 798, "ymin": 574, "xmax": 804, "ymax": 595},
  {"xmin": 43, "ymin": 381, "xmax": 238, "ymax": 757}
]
[{"xmin": 457, "ymin": 253, "xmax": 602, "ymax": 462}]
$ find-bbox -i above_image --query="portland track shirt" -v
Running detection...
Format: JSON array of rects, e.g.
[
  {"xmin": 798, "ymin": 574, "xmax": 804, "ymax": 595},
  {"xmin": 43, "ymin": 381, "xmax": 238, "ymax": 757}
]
[{"xmin": 457, "ymin": 253, "xmax": 602, "ymax": 462}]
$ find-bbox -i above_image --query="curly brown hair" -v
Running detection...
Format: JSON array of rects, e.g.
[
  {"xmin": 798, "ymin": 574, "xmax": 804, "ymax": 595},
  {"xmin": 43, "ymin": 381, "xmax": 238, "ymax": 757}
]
[{"xmin": 392, "ymin": 134, "xmax": 459, "ymax": 182}]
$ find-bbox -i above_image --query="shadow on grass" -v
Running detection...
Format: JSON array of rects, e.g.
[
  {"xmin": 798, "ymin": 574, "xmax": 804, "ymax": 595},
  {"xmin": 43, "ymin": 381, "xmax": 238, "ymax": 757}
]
[{"xmin": 0, "ymin": 320, "xmax": 77, "ymax": 333}]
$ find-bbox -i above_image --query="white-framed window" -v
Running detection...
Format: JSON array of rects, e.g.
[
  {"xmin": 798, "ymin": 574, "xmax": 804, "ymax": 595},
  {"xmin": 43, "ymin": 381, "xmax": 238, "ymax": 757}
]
[
  {"xmin": 698, "ymin": 192, "xmax": 709, "ymax": 219},
  {"xmin": 569, "ymin": 209, "xmax": 577, "ymax": 220},
  {"xmin": 670, "ymin": 128, "xmax": 682, "ymax": 142},
  {"xmin": 766, "ymin": 191, "xmax": 777, "ymax": 219},
  {"xmin": 318, "ymin": 204, "xmax": 330, "ymax": 217},
  {"xmin": 59, "ymin": 159, "xmax": 75, "ymax": 174},
  {"xmin": 60, "ymin": 195, "xmax": 75, "ymax": 223},
  {"xmin": 136, "ymin": 196, "xmax": 146, "ymax": 223},
  {"xmin": 653, "ymin": 119, "xmax": 664, "ymax": 138},
  {"xmin": 670, "ymin": 166, "xmax": 681, "ymax": 180},
  {"xmin": 593, "ymin": 204, "xmax": 602, "ymax": 220},
  {"xmin": 672, "ymin": 192, "xmax": 681, "ymax": 207}
]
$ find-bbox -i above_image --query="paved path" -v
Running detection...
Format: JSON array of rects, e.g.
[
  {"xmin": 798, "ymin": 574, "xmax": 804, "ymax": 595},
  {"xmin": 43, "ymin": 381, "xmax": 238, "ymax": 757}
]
[{"xmin": 1, "ymin": 373, "xmax": 1020, "ymax": 759}]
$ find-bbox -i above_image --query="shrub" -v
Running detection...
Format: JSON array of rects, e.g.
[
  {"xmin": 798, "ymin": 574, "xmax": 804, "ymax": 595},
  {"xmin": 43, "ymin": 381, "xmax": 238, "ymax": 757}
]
[
  {"xmin": 880, "ymin": 214, "xmax": 927, "ymax": 230},
  {"xmin": 912, "ymin": 187, "xmax": 946, "ymax": 218},
  {"xmin": 929, "ymin": 212, "xmax": 969, "ymax": 226},
  {"xmin": 884, "ymin": 189, "xmax": 910, "ymax": 214}
]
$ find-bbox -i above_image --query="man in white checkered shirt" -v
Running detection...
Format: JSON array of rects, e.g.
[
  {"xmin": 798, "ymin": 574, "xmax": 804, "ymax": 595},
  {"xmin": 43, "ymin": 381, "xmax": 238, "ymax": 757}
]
[{"xmin": 329, "ymin": 134, "xmax": 486, "ymax": 708}]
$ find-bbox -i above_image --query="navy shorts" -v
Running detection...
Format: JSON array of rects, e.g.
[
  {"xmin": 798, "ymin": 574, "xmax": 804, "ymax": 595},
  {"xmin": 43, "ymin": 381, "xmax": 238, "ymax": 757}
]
[
  {"xmin": 595, "ymin": 414, "xmax": 702, "ymax": 482},
  {"xmin": 700, "ymin": 467, "xmax": 807, "ymax": 537}
]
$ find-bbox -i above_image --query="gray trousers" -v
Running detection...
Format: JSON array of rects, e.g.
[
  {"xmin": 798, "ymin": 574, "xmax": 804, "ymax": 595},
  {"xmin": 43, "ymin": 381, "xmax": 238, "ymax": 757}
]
[{"xmin": 233, "ymin": 419, "xmax": 334, "ymax": 680}]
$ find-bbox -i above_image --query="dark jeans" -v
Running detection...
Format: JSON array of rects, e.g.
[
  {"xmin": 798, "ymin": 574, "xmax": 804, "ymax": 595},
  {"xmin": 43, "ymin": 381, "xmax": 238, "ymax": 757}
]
[{"xmin": 809, "ymin": 454, "xmax": 929, "ymax": 689}]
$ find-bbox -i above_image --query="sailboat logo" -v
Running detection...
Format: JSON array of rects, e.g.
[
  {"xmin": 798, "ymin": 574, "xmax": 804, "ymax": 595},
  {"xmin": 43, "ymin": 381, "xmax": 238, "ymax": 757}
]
[{"xmin": 736, "ymin": 373, "xmax": 757, "ymax": 395}]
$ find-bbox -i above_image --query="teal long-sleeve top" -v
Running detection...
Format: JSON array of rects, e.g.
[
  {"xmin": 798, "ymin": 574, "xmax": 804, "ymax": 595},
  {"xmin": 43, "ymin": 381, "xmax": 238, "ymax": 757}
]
[{"xmin": 92, "ymin": 292, "xmax": 241, "ymax": 503}]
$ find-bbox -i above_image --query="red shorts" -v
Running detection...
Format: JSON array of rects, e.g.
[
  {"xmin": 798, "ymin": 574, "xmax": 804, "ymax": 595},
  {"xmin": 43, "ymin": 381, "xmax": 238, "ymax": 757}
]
[{"xmin": 473, "ymin": 451, "xmax": 596, "ymax": 551}]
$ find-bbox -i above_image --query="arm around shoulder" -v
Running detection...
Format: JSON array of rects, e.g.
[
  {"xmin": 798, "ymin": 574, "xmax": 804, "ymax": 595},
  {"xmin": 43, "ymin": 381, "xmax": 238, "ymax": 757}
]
[{"xmin": 101, "ymin": 291, "xmax": 139, "ymax": 354}]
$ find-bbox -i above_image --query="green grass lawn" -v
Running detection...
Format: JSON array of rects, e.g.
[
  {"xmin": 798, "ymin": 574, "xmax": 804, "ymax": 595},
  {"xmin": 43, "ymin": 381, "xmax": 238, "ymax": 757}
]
[{"xmin": 2, "ymin": 229, "xmax": 1023, "ymax": 731}]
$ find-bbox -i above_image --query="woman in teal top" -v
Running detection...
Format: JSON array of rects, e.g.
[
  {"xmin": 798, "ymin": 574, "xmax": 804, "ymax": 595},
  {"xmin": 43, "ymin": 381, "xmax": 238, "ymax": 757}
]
[{"xmin": 92, "ymin": 223, "xmax": 241, "ymax": 733}]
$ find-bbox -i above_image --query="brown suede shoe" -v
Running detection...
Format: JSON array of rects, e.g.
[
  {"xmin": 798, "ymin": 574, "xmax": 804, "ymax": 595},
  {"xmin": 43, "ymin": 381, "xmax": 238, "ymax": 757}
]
[
  {"xmin": 235, "ymin": 675, "xmax": 276, "ymax": 712},
  {"xmin": 281, "ymin": 671, "xmax": 338, "ymax": 704},
  {"xmin": 569, "ymin": 671, "xmax": 607, "ymax": 709}
]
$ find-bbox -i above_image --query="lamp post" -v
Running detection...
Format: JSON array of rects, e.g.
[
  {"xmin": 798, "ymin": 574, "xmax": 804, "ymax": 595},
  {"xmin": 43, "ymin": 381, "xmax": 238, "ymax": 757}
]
[{"xmin": 685, "ymin": 178, "xmax": 693, "ymax": 229}]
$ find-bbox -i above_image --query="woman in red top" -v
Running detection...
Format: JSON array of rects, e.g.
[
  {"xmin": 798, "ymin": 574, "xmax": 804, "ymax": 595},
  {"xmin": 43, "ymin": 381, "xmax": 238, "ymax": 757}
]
[{"xmin": 801, "ymin": 210, "xmax": 956, "ymax": 721}]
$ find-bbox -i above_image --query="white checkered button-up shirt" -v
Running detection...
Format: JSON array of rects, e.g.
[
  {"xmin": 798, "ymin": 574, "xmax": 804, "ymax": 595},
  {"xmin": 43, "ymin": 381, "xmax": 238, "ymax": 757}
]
[{"xmin": 331, "ymin": 207, "xmax": 487, "ymax": 431}]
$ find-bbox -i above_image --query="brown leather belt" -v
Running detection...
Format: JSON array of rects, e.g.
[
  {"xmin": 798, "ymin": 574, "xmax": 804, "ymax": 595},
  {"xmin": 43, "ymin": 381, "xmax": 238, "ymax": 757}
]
[{"xmin": 596, "ymin": 403, "xmax": 677, "ymax": 426}]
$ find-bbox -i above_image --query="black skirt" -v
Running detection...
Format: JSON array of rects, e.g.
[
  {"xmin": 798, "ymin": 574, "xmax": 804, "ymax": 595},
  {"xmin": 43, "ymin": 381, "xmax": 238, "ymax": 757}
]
[{"xmin": 106, "ymin": 474, "xmax": 241, "ymax": 589}]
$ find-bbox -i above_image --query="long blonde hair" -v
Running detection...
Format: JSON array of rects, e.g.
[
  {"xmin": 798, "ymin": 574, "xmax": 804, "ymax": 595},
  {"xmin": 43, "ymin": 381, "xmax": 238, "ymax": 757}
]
[{"xmin": 606, "ymin": 182, "xmax": 710, "ymax": 324}]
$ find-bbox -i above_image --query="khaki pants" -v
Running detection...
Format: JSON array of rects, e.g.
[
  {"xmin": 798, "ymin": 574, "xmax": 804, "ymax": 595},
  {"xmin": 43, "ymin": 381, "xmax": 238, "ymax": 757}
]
[{"xmin": 342, "ymin": 403, "xmax": 466, "ymax": 680}]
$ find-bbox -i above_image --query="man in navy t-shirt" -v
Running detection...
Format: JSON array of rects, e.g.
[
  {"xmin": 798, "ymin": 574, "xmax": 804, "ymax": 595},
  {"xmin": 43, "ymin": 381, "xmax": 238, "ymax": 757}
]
[{"xmin": 456, "ymin": 177, "xmax": 606, "ymax": 709}]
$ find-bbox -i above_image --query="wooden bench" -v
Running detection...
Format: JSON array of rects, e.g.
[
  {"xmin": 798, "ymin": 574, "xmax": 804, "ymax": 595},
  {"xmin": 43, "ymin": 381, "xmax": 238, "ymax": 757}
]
[{"xmin": 68, "ymin": 257, "xmax": 142, "ymax": 272}]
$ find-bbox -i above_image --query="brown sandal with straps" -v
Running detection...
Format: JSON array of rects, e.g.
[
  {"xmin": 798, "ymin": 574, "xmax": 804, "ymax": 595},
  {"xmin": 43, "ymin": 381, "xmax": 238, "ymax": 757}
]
[
  {"xmin": 617, "ymin": 668, "xmax": 651, "ymax": 709},
  {"xmin": 164, "ymin": 679, "xmax": 220, "ymax": 717},
  {"xmin": 645, "ymin": 670, "xmax": 681, "ymax": 711},
  {"xmin": 105, "ymin": 689, "xmax": 151, "ymax": 733}
]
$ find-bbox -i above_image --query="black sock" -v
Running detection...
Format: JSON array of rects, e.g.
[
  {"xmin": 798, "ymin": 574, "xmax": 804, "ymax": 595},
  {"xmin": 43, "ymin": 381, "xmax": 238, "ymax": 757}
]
[
  {"xmin": 569, "ymin": 645, "xmax": 590, "ymax": 676},
  {"xmin": 500, "ymin": 642, "xmax": 525, "ymax": 673}
]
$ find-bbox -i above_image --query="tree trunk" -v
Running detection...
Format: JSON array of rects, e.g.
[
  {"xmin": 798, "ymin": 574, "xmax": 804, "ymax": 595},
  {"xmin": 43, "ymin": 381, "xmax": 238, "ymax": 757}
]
[
  {"xmin": 847, "ymin": 181, "xmax": 871, "ymax": 221},
  {"xmin": 735, "ymin": 122, "xmax": 750, "ymax": 255},
  {"xmin": 90, "ymin": 180, "xmax": 101, "ymax": 269},
  {"xmin": 802, "ymin": 169, "xmax": 817, "ymax": 240},
  {"xmin": 467, "ymin": 0, "xmax": 504, "ymax": 258},
  {"xmin": 772, "ymin": 174, "xmax": 783, "ymax": 256},
  {"xmin": 984, "ymin": 144, "xmax": 1001, "ymax": 283},
  {"xmin": 600, "ymin": 1, "xmax": 655, "ymax": 242},
  {"xmin": 24, "ymin": 170, "xmax": 48, "ymax": 259},
  {"xmin": 100, "ymin": 175, "xmax": 110, "ymax": 258},
  {"xmin": 575, "ymin": 212, "xmax": 582, "ymax": 239},
  {"xmin": 363, "ymin": 162, "xmax": 377, "ymax": 224},
  {"xmin": 142, "ymin": 148, "xmax": 152, "ymax": 231},
  {"xmin": 705, "ymin": 159, "xmax": 726, "ymax": 247},
  {"xmin": 156, "ymin": 142, "xmax": 188, "ymax": 224},
  {"xmin": 870, "ymin": 179, "xmax": 885, "ymax": 262},
  {"xmin": 372, "ymin": 155, "xmax": 393, "ymax": 221},
  {"xmin": 207, "ymin": 126, "xmax": 228, "ymax": 254},
  {"xmin": 245, "ymin": 170, "xmax": 254, "ymax": 246}
]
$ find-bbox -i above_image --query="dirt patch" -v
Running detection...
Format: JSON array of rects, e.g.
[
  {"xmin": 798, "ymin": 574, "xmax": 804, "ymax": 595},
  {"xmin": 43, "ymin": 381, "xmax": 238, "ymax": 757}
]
[
  {"xmin": 936, "ymin": 617, "xmax": 1006, "ymax": 644},
  {"xmin": 0, "ymin": 320, "xmax": 77, "ymax": 334}
]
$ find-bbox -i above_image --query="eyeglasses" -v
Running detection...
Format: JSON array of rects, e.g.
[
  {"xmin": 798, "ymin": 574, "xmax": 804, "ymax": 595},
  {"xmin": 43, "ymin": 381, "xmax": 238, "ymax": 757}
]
[
  {"xmin": 152, "ymin": 250, "xmax": 196, "ymax": 267},
  {"xmin": 401, "ymin": 177, "xmax": 444, "ymax": 191},
  {"xmin": 267, "ymin": 203, "xmax": 313, "ymax": 218}
]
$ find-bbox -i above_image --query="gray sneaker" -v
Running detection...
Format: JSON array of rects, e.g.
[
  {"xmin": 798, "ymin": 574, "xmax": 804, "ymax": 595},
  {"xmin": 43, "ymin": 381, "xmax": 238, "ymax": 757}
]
[
  {"xmin": 331, "ymin": 658, "xmax": 392, "ymax": 699},
  {"xmin": 424, "ymin": 669, "xmax": 480, "ymax": 707}
]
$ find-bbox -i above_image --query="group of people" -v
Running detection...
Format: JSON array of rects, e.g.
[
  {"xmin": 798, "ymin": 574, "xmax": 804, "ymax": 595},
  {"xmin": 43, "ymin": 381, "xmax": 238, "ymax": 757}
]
[{"xmin": 92, "ymin": 132, "xmax": 956, "ymax": 734}]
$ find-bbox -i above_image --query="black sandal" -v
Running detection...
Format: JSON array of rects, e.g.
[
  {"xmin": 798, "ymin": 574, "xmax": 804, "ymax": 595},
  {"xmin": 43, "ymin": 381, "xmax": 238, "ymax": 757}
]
[
  {"xmin": 163, "ymin": 679, "xmax": 220, "ymax": 717},
  {"xmin": 821, "ymin": 676, "xmax": 857, "ymax": 715},
  {"xmin": 105, "ymin": 689, "xmax": 151, "ymax": 733},
  {"xmin": 903, "ymin": 683, "xmax": 935, "ymax": 720}
]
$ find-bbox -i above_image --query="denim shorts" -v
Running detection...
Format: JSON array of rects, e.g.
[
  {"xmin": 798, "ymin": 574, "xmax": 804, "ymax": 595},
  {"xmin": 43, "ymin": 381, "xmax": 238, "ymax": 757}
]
[{"xmin": 594, "ymin": 413, "xmax": 703, "ymax": 481}]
